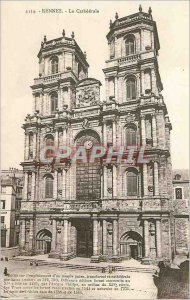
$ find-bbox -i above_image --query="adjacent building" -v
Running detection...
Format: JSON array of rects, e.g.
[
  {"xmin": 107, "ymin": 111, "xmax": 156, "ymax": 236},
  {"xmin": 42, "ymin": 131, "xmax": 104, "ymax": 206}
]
[
  {"xmin": 1, "ymin": 168, "xmax": 23, "ymax": 248},
  {"xmin": 20, "ymin": 7, "xmax": 174, "ymax": 263},
  {"xmin": 172, "ymin": 169, "xmax": 189, "ymax": 256}
]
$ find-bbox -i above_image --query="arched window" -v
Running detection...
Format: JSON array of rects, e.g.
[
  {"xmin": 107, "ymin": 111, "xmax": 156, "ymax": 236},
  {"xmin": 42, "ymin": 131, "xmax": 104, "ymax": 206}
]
[
  {"xmin": 126, "ymin": 78, "xmax": 136, "ymax": 100},
  {"xmin": 51, "ymin": 57, "xmax": 58, "ymax": 74},
  {"xmin": 127, "ymin": 169, "xmax": 138, "ymax": 196},
  {"xmin": 175, "ymin": 188, "xmax": 182, "ymax": 200},
  {"xmin": 45, "ymin": 175, "xmax": 53, "ymax": 198},
  {"xmin": 50, "ymin": 92, "xmax": 58, "ymax": 113},
  {"xmin": 125, "ymin": 37, "xmax": 135, "ymax": 55},
  {"xmin": 45, "ymin": 135, "xmax": 54, "ymax": 158},
  {"xmin": 126, "ymin": 126, "xmax": 137, "ymax": 146},
  {"xmin": 174, "ymin": 174, "xmax": 181, "ymax": 181}
]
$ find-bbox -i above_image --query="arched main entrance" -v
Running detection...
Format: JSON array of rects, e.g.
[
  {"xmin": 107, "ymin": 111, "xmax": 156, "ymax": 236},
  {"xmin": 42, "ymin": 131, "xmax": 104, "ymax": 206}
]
[
  {"xmin": 75, "ymin": 129, "xmax": 101, "ymax": 201},
  {"xmin": 120, "ymin": 231, "xmax": 143, "ymax": 260},
  {"xmin": 36, "ymin": 229, "xmax": 52, "ymax": 254}
]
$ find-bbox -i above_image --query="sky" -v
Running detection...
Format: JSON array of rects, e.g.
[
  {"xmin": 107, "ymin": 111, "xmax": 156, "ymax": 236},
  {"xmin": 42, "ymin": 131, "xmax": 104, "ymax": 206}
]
[{"xmin": 1, "ymin": 1, "xmax": 189, "ymax": 170}]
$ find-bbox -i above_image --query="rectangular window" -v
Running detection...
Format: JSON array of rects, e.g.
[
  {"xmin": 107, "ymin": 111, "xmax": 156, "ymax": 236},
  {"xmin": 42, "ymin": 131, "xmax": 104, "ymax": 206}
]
[
  {"xmin": 1, "ymin": 186, "xmax": 6, "ymax": 193},
  {"xmin": 175, "ymin": 188, "xmax": 182, "ymax": 199},
  {"xmin": 1, "ymin": 216, "xmax": 5, "ymax": 224},
  {"xmin": 145, "ymin": 117, "xmax": 152, "ymax": 139},
  {"xmin": 127, "ymin": 173, "xmax": 138, "ymax": 196},
  {"xmin": 1, "ymin": 200, "xmax": 5, "ymax": 209}
]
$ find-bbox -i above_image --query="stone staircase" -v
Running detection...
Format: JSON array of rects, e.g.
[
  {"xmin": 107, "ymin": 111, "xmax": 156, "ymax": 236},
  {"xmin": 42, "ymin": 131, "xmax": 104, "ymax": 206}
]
[{"xmin": 13, "ymin": 256, "xmax": 157, "ymax": 273}]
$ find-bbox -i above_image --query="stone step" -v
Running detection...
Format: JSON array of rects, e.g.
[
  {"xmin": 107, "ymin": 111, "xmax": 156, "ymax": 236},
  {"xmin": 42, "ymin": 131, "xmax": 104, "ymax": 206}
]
[{"xmin": 13, "ymin": 257, "xmax": 154, "ymax": 273}]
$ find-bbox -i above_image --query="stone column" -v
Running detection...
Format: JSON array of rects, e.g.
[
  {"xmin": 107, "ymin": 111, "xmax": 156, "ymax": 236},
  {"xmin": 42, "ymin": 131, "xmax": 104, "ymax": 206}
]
[
  {"xmin": 55, "ymin": 129, "xmax": 59, "ymax": 149},
  {"xmin": 112, "ymin": 164, "xmax": 117, "ymax": 198},
  {"xmin": 67, "ymin": 220, "xmax": 71, "ymax": 254},
  {"xmin": 62, "ymin": 168, "xmax": 66, "ymax": 199},
  {"xmin": 115, "ymin": 76, "xmax": 118, "ymax": 102},
  {"xmin": 156, "ymin": 219, "xmax": 162, "ymax": 258},
  {"xmin": 51, "ymin": 219, "xmax": 57, "ymax": 252},
  {"xmin": 143, "ymin": 164, "xmax": 148, "ymax": 196},
  {"xmin": 31, "ymin": 172, "xmax": 36, "ymax": 201},
  {"xmin": 103, "ymin": 121, "xmax": 107, "ymax": 148},
  {"xmin": 59, "ymin": 89, "xmax": 63, "ymax": 111},
  {"xmin": 103, "ymin": 165, "xmax": 107, "ymax": 198},
  {"xmin": 62, "ymin": 126, "xmax": 67, "ymax": 146},
  {"xmin": 53, "ymin": 170, "xmax": 58, "ymax": 199},
  {"xmin": 63, "ymin": 219, "xmax": 68, "ymax": 254},
  {"xmin": 20, "ymin": 219, "xmax": 26, "ymax": 249},
  {"xmin": 69, "ymin": 164, "xmax": 73, "ymax": 199},
  {"xmin": 144, "ymin": 220, "xmax": 149, "ymax": 257},
  {"xmin": 25, "ymin": 133, "xmax": 29, "ymax": 160},
  {"xmin": 113, "ymin": 219, "xmax": 118, "ymax": 257},
  {"xmin": 141, "ymin": 70, "xmax": 145, "ymax": 95},
  {"xmin": 33, "ymin": 132, "xmax": 37, "ymax": 159},
  {"xmin": 151, "ymin": 68, "xmax": 156, "ymax": 94},
  {"xmin": 60, "ymin": 218, "xmax": 70, "ymax": 260},
  {"xmin": 29, "ymin": 219, "xmax": 34, "ymax": 251},
  {"xmin": 112, "ymin": 120, "xmax": 116, "ymax": 146},
  {"xmin": 67, "ymin": 87, "xmax": 71, "ymax": 109},
  {"xmin": 153, "ymin": 161, "xmax": 159, "ymax": 196},
  {"xmin": 40, "ymin": 93, "xmax": 44, "ymax": 115},
  {"xmin": 141, "ymin": 115, "xmax": 146, "ymax": 146},
  {"xmin": 23, "ymin": 172, "xmax": 28, "ymax": 200},
  {"xmin": 152, "ymin": 114, "xmax": 157, "ymax": 147},
  {"xmin": 91, "ymin": 218, "xmax": 99, "ymax": 262},
  {"xmin": 105, "ymin": 78, "xmax": 109, "ymax": 101},
  {"xmin": 102, "ymin": 220, "xmax": 107, "ymax": 257}
]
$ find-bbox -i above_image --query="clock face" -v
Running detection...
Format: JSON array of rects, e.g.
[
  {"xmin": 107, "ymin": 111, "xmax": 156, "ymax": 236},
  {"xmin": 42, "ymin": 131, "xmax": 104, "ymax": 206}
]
[{"xmin": 84, "ymin": 140, "xmax": 93, "ymax": 150}]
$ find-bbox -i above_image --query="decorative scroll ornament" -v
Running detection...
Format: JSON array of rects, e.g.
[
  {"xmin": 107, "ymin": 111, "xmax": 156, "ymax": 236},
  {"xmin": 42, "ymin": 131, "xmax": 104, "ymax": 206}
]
[
  {"xmin": 76, "ymin": 86, "xmax": 100, "ymax": 107},
  {"xmin": 58, "ymin": 189, "xmax": 62, "ymax": 195},
  {"xmin": 45, "ymin": 124, "xmax": 54, "ymax": 133},
  {"xmin": 82, "ymin": 118, "xmax": 91, "ymax": 129},
  {"xmin": 107, "ymin": 187, "xmax": 113, "ymax": 194},
  {"xmin": 125, "ymin": 113, "xmax": 136, "ymax": 123},
  {"xmin": 64, "ymin": 160, "xmax": 71, "ymax": 171},
  {"xmin": 44, "ymin": 164, "xmax": 53, "ymax": 173},
  {"xmin": 127, "ymin": 157, "xmax": 136, "ymax": 166}
]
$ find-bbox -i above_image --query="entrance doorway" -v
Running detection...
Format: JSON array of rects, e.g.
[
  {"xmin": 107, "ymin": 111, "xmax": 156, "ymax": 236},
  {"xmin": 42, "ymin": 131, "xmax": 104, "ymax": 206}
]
[
  {"xmin": 75, "ymin": 219, "xmax": 93, "ymax": 258},
  {"xmin": 36, "ymin": 229, "xmax": 52, "ymax": 254},
  {"xmin": 46, "ymin": 241, "xmax": 51, "ymax": 254},
  {"xmin": 120, "ymin": 231, "xmax": 143, "ymax": 260},
  {"xmin": 130, "ymin": 244, "xmax": 138, "ymax": 260}
]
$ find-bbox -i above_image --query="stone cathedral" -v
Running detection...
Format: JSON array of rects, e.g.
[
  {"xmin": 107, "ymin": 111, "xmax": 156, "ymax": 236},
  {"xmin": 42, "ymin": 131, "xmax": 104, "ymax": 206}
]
[{"xmin": 20, "ymin": 7, "xmax": 173, "ymax": 263}]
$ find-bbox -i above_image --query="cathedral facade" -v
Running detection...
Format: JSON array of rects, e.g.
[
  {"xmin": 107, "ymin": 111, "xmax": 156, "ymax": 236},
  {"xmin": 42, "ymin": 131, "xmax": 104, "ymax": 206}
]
[{"xmin": 20, "ymin": 8, "xmax": 173, "ymax": 263}]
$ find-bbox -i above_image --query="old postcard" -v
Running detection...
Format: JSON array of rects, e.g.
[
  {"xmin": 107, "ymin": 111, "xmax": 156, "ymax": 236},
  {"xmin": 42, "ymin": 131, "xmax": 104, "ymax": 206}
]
[{"xmin": 0, "ymin": 1, "xmax": 189, "ymax": 299}]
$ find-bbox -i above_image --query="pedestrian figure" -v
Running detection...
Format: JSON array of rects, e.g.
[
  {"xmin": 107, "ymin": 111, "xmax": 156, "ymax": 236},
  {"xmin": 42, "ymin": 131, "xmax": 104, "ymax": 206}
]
[
  {"xmin": 35, "ymin": 261, "xmax": 38, "ymax": 266},
  {"xmin": 102, "ymin": 267, "xmax": 106, "ymax": 273},
  {"xmin": 4, "ymin": 267, "xmax": 8, "ymax": 276},
  {"xmin": 109, "ymin": 266, "xmax": 112, "ymax": 273},
  {"xmin": 30, "ymin": 261, "xmax": 33, "ymax": 266}
]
